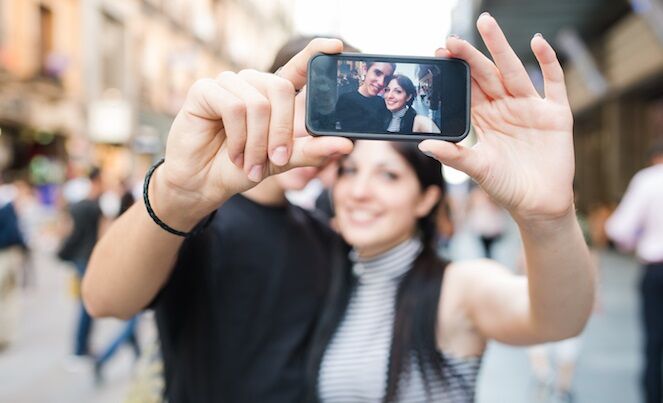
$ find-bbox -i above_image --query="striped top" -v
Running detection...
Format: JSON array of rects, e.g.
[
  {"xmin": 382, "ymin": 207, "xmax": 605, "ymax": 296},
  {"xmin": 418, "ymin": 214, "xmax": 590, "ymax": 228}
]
[{"xmin": 317, "ymin": 238, "xmax": 482, "ymax": 402}]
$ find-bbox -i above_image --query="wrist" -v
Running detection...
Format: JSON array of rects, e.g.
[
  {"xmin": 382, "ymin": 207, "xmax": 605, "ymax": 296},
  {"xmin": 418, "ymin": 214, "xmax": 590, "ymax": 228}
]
[
  {"xmin": 148, "ymin": 161, "xmax": 216, "ymax": 232},
  {"xmin": 513, "ymin": 204, "xmax": 578, "ymax": 240}
]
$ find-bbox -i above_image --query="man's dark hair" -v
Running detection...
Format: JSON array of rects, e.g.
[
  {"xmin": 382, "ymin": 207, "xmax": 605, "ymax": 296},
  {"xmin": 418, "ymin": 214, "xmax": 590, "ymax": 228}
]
[
  {"xmin": 268, "ymin": 35, "xmax": 359, "ymax": 74},
  {"xmin": 647, "ymin": 139, "xmax": 663, "ymax": 161},
  {"xmin": 366, "ymin": 61, "xmax": 397, "ymax": 80}
]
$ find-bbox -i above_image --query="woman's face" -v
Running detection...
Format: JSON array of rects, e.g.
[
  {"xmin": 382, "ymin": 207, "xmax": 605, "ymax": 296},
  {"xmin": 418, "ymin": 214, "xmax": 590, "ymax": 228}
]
[
  {"xmin": 383, "ymin": 79, "xmax": 412, "ymax": 112},
  {"xmin": 333, "ymin": 141, "xmax": 440, "ymax": 258}
]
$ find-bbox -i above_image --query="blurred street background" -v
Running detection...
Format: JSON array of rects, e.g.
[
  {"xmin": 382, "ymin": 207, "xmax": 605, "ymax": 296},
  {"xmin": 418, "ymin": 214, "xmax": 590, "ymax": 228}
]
[{"xmin": 1, "ymin": 0, "xmax": 663, "ymax": 402}]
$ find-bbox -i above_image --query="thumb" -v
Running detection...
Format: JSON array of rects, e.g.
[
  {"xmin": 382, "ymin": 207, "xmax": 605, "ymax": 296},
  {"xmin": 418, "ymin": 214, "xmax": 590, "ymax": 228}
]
[
  {"xmin": 418, "ymin": 140, "xmax": 486, "ymax": 181},
  {"xmin": 286, "ymin": 136, "xmax": 354, "ymax": 169},
  {"xmin": 277, "ymin": 38, "xmax": 343, "ymax": 90}
]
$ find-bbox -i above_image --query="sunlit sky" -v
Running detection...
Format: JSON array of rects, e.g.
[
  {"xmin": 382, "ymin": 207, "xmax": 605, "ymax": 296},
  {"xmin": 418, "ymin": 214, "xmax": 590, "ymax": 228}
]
[{"xmin": 293, "ymin": 0, "xmax": 459, "ymax": 56}]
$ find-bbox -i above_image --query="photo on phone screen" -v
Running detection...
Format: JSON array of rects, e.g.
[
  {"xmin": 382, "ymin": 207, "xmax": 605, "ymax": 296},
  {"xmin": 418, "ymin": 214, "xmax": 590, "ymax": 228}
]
[{"xmin": 306, "ymin": 53, "xmax": 470, "ymax": 142}]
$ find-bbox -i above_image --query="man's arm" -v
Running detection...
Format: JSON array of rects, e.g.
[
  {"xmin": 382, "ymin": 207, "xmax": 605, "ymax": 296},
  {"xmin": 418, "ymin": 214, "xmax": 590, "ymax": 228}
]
[
  {"xmin": 82, "ymin": 170, "xmax": 206, "ymax": 319},
  {"xmin": 82, "ymin": 38, "xmax": 352, "ymax": 320}
]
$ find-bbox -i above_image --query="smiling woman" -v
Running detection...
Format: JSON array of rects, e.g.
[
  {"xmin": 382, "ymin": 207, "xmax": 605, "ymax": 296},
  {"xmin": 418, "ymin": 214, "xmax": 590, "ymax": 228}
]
[
  {"xmin": 307, "ymin": 13, "xmax": 595, "ymax": 402},
  {"xmin": 384, "ymin": 74, "xmax": 441, "ymax": 134}
]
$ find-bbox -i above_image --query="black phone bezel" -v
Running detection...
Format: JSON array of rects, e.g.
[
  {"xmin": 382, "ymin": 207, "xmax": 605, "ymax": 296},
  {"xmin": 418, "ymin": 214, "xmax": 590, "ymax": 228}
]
[{"xmin": 305, "ymin": 52, "xmax": 471, "ymax": 143}]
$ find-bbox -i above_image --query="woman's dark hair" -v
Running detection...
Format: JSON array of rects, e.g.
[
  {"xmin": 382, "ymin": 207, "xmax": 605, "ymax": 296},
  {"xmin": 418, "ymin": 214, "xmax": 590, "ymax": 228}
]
[
  {"xmin": 387, "ymin": 74, "xmax": 417, "ymax": 108},
  {"xmin": 384, "ymin": 142, "xmax": 449, "ymax": 401},
  {"xmin": 306, "ymin": 142, "xmax": 455, "ymax": 402}
]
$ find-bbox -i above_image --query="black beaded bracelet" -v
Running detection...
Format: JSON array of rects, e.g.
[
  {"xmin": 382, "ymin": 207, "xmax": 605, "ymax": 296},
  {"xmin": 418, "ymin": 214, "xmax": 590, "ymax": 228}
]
[{"xmin": 143, "ymin": 158, "xmax": 216, "ymax": 238}]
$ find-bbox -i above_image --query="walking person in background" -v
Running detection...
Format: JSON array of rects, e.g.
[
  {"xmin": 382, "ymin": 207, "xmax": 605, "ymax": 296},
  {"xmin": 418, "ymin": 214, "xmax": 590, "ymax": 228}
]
[
  {"xmin": 0, "ymin": 179, "xmax": 28, "ymax": 350},
  {"xmin": 606, "ymin": 141, "xmax": 663, "ymax": 403},
  {"xmin": 58, "ymin": 167, "xmax": 106, "ymax": 361},
  {"xmin": 467, "ymin": 185, "xmax": 507, "ymax": 259}
]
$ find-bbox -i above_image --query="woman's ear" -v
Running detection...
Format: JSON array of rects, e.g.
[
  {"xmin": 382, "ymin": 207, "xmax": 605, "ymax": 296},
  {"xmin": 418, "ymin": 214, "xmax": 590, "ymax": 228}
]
[{"xmin": 415, "ymin": 186, "xmax": 441, "ymax": 218}]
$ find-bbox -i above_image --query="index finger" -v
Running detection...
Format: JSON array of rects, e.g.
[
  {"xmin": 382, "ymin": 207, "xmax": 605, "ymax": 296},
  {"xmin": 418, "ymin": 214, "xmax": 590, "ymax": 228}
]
[{"xmin": 276, "ymin": 38, "xmax": 343, "ymax": 90}]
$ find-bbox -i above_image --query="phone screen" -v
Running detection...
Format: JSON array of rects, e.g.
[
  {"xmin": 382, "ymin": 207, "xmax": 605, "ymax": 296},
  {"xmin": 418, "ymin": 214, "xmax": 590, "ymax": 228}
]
[{"xmin": 306, "ymin": 53, "xmax": 470, "ymax": 142}]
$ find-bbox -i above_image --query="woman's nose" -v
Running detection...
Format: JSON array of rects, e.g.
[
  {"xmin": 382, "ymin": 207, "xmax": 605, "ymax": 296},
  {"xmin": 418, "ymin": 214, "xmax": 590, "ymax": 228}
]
[{"xmin": 350, "ymin": 173, "xmax": 372, "ymax": 199}]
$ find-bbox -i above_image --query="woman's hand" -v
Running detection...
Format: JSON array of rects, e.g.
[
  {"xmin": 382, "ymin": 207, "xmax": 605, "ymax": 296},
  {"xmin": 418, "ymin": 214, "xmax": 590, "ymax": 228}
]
[
  {"xmin": 150, "ymin": 39, "xmax": 353, "ymax": 230},
  {"xmin": 420, "ymin": 14, "xmax": 575, "ymax": 223}
]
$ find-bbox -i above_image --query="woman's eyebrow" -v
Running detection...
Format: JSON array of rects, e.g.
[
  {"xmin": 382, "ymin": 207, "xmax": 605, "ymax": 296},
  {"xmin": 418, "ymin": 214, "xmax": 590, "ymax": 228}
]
[{"xmin": 375, "ymin": 161, "xmax": 404, "ymax": 170}]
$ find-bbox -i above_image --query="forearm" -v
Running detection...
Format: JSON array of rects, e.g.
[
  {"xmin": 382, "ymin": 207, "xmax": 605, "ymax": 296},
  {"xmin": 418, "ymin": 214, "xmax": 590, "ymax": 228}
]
[
  {"xmin": 517, "ymin": 209, "xmax": 596, "ymax": 339},
  {"xmin": 83, "ymin": 168, "xmax": 220, "ymax": 319},
  {"xmin": 82, "ymin": 202, "xmax": 184, "ymax": 319}
]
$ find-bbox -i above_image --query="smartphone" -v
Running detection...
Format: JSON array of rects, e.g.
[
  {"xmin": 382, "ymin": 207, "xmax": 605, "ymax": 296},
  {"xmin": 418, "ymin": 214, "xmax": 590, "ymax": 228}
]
[{"xmin": 306, "ymin": 53, "xmax": 470, "ymax": 142}]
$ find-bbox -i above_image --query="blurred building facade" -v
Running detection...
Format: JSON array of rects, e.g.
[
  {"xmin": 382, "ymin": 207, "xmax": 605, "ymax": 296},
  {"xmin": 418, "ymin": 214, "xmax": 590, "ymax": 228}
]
[
  {"xmin": 453, "ymin": 0, "xmax": 663, "ymax": 215},
  {"xmin": 0, "ymin": 0, "xmax": 294, "ymax": 189}
]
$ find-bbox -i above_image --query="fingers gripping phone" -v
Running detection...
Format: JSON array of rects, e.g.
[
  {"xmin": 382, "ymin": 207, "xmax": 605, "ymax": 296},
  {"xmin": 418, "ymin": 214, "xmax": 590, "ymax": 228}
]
[{"xmin": 306, "ymin": 53, "xmax": 470, "ymax": 142}]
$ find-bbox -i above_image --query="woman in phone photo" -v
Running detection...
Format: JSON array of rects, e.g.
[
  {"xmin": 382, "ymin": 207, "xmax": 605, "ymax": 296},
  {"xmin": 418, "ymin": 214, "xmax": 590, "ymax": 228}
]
[{"xmin": 384, "ymin": 74, "xmax": 441, "ymax": 134}]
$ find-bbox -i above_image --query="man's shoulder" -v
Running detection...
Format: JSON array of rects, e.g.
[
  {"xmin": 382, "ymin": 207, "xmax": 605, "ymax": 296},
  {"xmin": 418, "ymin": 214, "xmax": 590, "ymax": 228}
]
[{"xmin": 289, "ymin": 203, "xmax": 336, "ymax": 238}]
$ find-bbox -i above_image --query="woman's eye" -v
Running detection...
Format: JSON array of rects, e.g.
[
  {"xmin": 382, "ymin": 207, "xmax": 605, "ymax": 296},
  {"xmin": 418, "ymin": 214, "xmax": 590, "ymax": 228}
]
[
  {"xmin": 381, "ymin": 172, "xmax": 399, "ymax": 181},
  {"xmin": 338, "ymin": 166, "xmax": 357, "ymax": 176}
]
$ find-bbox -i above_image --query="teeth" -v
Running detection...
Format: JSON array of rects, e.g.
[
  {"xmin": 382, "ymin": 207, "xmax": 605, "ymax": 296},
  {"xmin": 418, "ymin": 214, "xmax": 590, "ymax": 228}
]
[{"xmin": 349, "ymin": 210, "xmax": 375, "ymax": 222}]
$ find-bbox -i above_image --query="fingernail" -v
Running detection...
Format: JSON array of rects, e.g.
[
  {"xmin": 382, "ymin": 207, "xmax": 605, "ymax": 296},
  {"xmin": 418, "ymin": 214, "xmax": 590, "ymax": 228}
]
[
  {"xmin": 248, "ymin": 165, "xmax": 263, "ymax": 182},
  {"xmin": 233, "ymin": 153, "xmax": 244, "ymax": 168},
  {"xmin": 480, "ymin": 11, "xmax": 491, "ymax": 18},
  {"xmin": 534, "ymin": 32, "xmax": 543, "ymax": 39},
  {"xmin": 271, "ymin": 146, "xmax": 289, "ymax": 166},
  {"xmin": 448, "ymin": 34, "xmax": 460, "ymax": 40},
  {"xmin": 422, "ymin": 151, "xmax": 436, "ymax": 158}
]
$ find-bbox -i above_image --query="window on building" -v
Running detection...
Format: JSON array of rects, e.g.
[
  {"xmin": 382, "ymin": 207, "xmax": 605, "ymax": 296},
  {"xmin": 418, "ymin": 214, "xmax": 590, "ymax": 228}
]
[
  {"xmin": 38, "ymin": 4, "xmax": 54, "ymax": 77},
  {"xmin": 101, "ymin": 11, "xmax": 125, "ymax": 92}
]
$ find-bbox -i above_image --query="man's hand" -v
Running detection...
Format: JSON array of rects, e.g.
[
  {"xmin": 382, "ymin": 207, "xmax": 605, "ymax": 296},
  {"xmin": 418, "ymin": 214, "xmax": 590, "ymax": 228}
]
[{"xmin": 150, "ymin": 38, "xmax": 354, "ymax": 231}]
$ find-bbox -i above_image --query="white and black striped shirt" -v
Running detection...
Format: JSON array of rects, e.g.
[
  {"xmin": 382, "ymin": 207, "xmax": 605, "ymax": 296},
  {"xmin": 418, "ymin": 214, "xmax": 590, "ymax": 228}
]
[{"xmin": 318, "ymin": 238, "xmax": 481, "ymax": 402}]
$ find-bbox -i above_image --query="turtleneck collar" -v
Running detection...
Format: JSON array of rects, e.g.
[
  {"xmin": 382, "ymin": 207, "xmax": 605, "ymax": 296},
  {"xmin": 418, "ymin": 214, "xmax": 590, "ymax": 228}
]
[{"xmin": 349, "ymin": 237, "xmax": 423, "ymax": 282}]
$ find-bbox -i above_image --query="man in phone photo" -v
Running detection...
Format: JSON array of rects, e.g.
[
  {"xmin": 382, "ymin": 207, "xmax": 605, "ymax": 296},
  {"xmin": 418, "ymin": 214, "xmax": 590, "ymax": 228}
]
[{"xmin": 335, "ymin": 62, "xmax": 395, "ymax": 133}]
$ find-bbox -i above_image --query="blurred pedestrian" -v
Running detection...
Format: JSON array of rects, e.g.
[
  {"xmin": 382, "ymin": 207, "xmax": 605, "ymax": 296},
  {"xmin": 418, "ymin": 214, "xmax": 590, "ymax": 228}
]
[
  {"xmin": 436, "ymin": 193, "xmax": 455, "ymax": 259},
  {"xmin": 58, "ymin": 167, "xmax": 105, "ymax": 360},
  {"xmin": 606, "ymin": 141, "xmax": 663, "ymax": 403},
  {"xmin": 0, "ymin": 183, "xmax": 28, "ymax": 350},
  {"xmin": 467, "ymin": 185, "xmax": 507, "ymax": 259}
]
